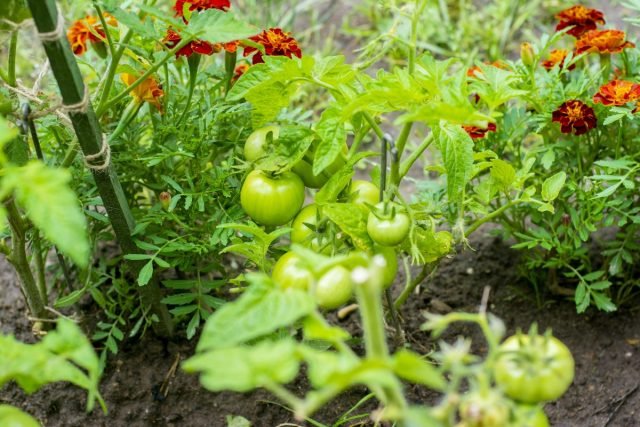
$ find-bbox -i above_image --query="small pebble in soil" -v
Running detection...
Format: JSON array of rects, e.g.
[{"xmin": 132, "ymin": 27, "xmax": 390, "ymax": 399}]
[{"xmin": 429, "ymin": 298, "xmax": 452, "ymax": 314}]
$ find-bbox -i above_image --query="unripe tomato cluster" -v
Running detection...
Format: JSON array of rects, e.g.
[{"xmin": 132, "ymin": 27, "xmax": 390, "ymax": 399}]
[
  {"xmin": 242, "ymin": 126, "xmax": 404, "ymax": 307},
  {"xmin": 271, "ymin": 251, "xmax": 354, "ymax": 309}
]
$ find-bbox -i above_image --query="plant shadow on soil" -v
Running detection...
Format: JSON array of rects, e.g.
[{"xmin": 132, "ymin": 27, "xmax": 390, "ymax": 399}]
[{"xmin": 1, "ymin": 228, "xmax": 639, "ymax": 427}]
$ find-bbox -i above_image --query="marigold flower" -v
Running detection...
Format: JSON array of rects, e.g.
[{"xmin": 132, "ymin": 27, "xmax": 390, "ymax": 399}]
[
  {"xmin": 555, "ymin": 5, "xmax": 605, "ymax": 38},
  {"xmin": 541, "ymin": 49, "xmax": 575, "ymax": 70},
  {"xmin": 552, "ymin": 100, "xmax": 597, "ymax": 135},
  {"xmin": 463, "ymin": 123, "xmax": 497, "ymax": 139},
  {"xmin": 67, "ymin": 13, "xmax": 117, "ymax": 56},
  {"xmin": 121, "ymin": 73, "xmax": 164, "ymax": 111},
  {"xmin": 213, "ymin": 41, "xmax": 239, "ymax": 54},
  {"xmin": 466, "ymin": 61, "xmax": 509, "ymax": 78},
  {"xmin": 593, "ymin": 80, "xmax": 640, "ymax": 106},
  {"xmin": 575, "ymin": 29, "xmax": 635, "ymax": 55},
  {"xmin": 163, "ymin": 28, "xmax": 215, "ymax": 58},
  {"xmin": 174, "ymin": 0, "xmax": 230, "ymax": 18},
  {"xmin": 243, "ymin": 28, "xmax": 302, "ymax": 64},
  {"xmin": 233, "ymin": 63, "xmax": 250, "ymax": 82}
]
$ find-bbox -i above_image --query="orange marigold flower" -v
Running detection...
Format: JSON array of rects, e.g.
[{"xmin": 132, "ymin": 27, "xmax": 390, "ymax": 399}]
[
  {"xmin": 463, "ymin": 123, "xmax": 497, "ymax": 139},
  {"xmin": 121, "ymin": 73, "xmax": 164, "ymax": 111},
  {"xmin": 593, "ymin": 79, "xmax": 640, "ymax": 106},
  {"xmin": 233, "ymin": 63, "xmax": 250, "ymax": 82},
  {"xmin": 575, "ymin": 29, "xmax": 635, "ymax": 55},
  {"xmin": 555, "ymin": 5, "xmax": 605, "ymax": 38},
  {"xmin": 541, "ymin": 49, "xmax": 575, "ymax": 70},
  {"xmin": 163, "ymin": 28, "xmax": 215, "ymax": 58},
  {"xmin": 67, "ymin": 13, "xmax": 117, "ymax": 56},
  {"xmin": 243, "ymin": 28, "xmax": 302, "ymax": 65},
  {"xmin": 174, "ymin": 0, "xmax": 230, "ymax": 18},
  {"xmin": 213, "ymin": 41, "xmax": 239, "ymax": 54},
  {"xmin": 552, "ymin": 100, "xmax": 597, "ymax": 135},
  {"xmin": 466, "ymin": 61, "xmax": 509, "ymax": 78}
]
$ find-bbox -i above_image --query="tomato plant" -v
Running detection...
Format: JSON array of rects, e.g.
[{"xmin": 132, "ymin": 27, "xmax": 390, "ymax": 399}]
[
  {"xmin": 240, "ymin": 170, "xmax": 305, "ymax": 226},
  {"xmin": 367, "ymin": 203, "xmax": 411, "ymax": 247},
  {"xmin": 494, "ymin": 330, "xmax": 575, "ymax": 404}
]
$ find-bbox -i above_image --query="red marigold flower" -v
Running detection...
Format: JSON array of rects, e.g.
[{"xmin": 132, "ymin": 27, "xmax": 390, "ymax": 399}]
[
  {"xmin": 541, "ymin": 49, "xmax": 575, "ymax": 70},
  {"xmin": 174, "ymin": 0, "xmax": 230, "ymax": 18},
  {"xmin": 463, "ymin": 123, "xmax": 497, "ymax": 139},
  {"xmin": 121, "ymin": 73, "xmax": 164, "ymax": 111},
  {"xmin": 163, "ymin": 28, "xmax": 215, "ymax": 58},
  {"xmin": 552, "ymin": 100, "xmax": 597, "ymax": 135},
  {"xmin": 555, "ymin": 5, "xmax": 605, "ymax": 38},
  {"xmin": 67, "ymin": 13, "xmax": 117, "ymax": 56},
  {"xmin": 593, "ymin": 79, "xmax": 640, "ymax": 106},
  {"xmin": 243, "ymin": 28, "xmax": 302, "ymax": 65},
  {"xmin": 575, "ymin": 29, "xmax": 635, "ymax": 55}
]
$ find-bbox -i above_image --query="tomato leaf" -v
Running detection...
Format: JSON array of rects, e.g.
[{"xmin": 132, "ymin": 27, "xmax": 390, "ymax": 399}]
[
  {"xmin": 188, "ymin": 9, "xmax": 258, "ymax": 43},
  {"xmin": 255, "ymin": 125, "xmax": 315, "ymax": 172},
  {"xmin": 323, "ymin": 203, "xmax": 373, "ymax": 251},
  {"xmin": 433, "ymin": 122, "xmax": 474, "ymax": 205},
  {"xmin": 1, "ymin": 162, "xmax": 89, "ymax": 267},
  {"xmin": 196, "ymin": 274, "xmax": 315, "ymax": 351},
  {"xmin": 391, "ymin": 349, "xmax": 446, "ymax": 390},
  {"xmin": 0, "ymin": 319, "xmax": 104, "ymax": 412},
  {"xmin": 490, "ymin": 159, "xmax": 516, "ymax": 193},
  {"xmin": 313, "ymin": 106, "xmax": 346, "ymax": 176},
  {"xmin": 184, "ymin": 339, "xmax": 300, "ymax": 392}
]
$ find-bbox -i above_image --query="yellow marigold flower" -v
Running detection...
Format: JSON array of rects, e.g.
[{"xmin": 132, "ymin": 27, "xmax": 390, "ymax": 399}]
[{"xmin": 120, "ymin": 73, "xmax": 164, "ymax": 111}]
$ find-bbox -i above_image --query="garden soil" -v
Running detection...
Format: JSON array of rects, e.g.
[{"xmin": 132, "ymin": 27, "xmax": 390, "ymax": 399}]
[{"xmin": 1, "ymin": 228, "xmax": 639, "ymax": 427}]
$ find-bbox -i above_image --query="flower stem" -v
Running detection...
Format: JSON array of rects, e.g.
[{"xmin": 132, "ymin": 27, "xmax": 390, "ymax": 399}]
[
  {"xmin": 223, "ymin": 50, "xmax": 237, "ymax": 95},
  {"xmin": 7, "ymin": 31, "xmax": 18, "ymax": 87}
]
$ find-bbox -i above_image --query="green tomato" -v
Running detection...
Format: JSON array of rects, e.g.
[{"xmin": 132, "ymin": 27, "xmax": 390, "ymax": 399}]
[
  {"xmin": 314, "ymin": 265, "xmax": 353, "ymax": 309},
  {"xmin": 244, "ymin": 126, "xmax": 280, "ymax": 162},
  {"xmin": 375, "ymin": 245, "xmax": 398, "ymax": 289},
  {"xmin": 240, "ymin": 170, "xmax": 305, "ymax": 226},
  {"xmin": 494, "ymin": 333, "xmax": 575, "ymax": 404},
  {"xmin": 459, "ymin": 391, "xmax": 510, "ymax": 427},
  {"xmin": 272, "ymin": 252, "xmax": 315, "ymax": 291},
  {"xmin": 348, "ymin": 180, "xmax": 380, "ymax": 205},
  {"xmin": 510, "ymin": 405, "xmax": 549, "ymax": 427},
  {"xmin": 367, "ymin": 203, "xmax": 410, "ymax": 247},
  {"xmin": 292, "ymin": 160, "xmax": 329, "ymax": 189}
]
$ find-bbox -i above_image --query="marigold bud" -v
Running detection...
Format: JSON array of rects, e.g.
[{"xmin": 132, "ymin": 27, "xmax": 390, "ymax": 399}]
[
  {"xmin": 521, "ymin": 42, "xmax": 535, "ymax": 67},
  {"xmin": 159, "ymin": 191, "xmax": 172, "ymax": 210}
]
